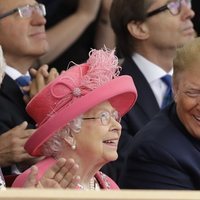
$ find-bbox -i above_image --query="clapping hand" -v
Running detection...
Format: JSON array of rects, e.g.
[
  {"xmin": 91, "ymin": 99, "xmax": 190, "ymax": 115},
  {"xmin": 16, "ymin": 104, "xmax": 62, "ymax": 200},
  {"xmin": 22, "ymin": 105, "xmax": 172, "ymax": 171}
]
[{"xmin": 24, "ymin": 158, "xmax": 80, "ymax": 189}]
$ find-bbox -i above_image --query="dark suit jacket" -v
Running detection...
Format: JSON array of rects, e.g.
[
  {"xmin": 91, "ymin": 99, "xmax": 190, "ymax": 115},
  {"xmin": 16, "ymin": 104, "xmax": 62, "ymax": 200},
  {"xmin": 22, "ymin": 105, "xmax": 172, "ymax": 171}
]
[
  {"xmin": 120, "ymin": 103, "xmax": 200, "ymax": 189},
  {"xmin": 120, "ymin": 57, "xmax": 160, "ymax": 136},
  {"xmin": 0, "ymin": 75, "xmax": 35, "ymax": 175}
]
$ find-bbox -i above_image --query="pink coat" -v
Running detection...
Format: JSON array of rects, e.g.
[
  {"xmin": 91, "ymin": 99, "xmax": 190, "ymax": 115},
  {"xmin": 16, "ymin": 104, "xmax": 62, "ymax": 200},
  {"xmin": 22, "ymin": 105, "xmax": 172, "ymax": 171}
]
[{"xmin": 12, "ymin": 157, "xmax": 119, "ymax": 190}]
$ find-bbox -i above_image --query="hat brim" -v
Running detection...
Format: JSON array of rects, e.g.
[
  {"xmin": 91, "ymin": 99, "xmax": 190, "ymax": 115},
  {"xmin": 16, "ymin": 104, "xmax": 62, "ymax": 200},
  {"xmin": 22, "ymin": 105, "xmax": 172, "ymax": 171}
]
[{"xmin": 25, "ymin": 75, "xmax": 137, "ymax": 156}]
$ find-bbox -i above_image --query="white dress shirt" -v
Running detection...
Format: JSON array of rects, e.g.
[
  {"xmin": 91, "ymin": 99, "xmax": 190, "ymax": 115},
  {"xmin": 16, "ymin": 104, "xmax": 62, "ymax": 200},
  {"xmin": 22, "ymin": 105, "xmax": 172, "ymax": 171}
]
[
  {"xmin": 132, "ymin": 53, "xmax": 173, "ymax": 108},
  {"xmin": 5, "ymin": 65, "xmax": 30, "ymax": 80}
]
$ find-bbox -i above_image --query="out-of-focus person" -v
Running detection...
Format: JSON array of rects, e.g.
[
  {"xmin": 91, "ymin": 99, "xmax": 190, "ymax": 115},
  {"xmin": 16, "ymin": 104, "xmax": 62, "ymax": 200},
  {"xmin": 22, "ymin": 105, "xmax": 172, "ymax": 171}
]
[
  {"xmin": 0, "ymin": 0, "xmax": 59, "ymax": 176},
  {"xmin": 0, "ymin": 45, "xmax": 79, "ymax": 190}
]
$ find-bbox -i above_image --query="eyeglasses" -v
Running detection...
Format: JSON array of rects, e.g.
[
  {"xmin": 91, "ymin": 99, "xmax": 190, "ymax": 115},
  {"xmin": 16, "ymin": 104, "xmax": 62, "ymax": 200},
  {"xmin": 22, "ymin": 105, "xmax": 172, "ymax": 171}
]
[
  {"xmin": 0, "ymin": 4, "xmax": 46, "ymax": 20},
  {"xmin": 147, "ymin": 0, "xmax": 192, "ymax": 18},
  {"xmin": 82, "ymin": 110, "xmax": 121, "ymax": 126}
]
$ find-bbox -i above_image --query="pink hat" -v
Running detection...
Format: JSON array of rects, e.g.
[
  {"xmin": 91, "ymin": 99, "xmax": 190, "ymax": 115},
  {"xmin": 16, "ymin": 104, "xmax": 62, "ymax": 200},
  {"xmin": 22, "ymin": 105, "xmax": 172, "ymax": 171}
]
[{"xmin": 25, "ymin": 48, "xmax": 137, "ymax": 156}]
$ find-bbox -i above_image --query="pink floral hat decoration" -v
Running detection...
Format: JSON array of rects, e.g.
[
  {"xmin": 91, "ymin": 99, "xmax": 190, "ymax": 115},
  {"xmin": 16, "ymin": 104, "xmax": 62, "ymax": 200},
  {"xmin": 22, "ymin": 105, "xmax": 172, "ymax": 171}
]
[{"xmin": 25, "ymin": 48, "xmax": 137, "ymax": 156}]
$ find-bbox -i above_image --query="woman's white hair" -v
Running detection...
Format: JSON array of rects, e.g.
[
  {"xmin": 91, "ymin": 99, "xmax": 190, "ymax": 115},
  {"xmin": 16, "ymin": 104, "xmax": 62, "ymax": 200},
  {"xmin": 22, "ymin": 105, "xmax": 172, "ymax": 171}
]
[{"xmin": 42, "ymin": 116, "xmax": 82, "ymax": 158}]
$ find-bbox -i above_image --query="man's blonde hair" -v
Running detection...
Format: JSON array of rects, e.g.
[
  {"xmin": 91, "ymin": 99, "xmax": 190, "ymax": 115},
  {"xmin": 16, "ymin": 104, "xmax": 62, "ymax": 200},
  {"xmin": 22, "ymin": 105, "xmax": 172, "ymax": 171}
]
[{"xmin": 173, "ymin": 37, "xmax": 200, "ymax": 84}]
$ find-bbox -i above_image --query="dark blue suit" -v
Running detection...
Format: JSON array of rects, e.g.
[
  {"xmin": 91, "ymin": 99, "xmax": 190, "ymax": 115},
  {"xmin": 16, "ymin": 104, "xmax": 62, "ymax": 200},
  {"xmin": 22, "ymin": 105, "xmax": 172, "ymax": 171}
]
[{"xmin": 120, "ymin": 103, "xmax": 200, "ymax": 189}]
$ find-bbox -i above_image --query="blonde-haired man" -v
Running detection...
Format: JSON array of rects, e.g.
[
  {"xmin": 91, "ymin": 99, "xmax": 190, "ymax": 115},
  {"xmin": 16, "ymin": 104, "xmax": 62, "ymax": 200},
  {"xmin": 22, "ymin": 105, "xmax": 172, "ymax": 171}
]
[{"xmin": 122, "ymin": 37, "xmax": 200, "ymax": 189}]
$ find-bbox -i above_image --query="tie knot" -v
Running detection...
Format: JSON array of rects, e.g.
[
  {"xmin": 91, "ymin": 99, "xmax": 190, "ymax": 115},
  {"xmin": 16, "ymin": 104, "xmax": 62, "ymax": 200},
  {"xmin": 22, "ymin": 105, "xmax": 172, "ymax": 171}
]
[
  {"xmin": 15, "ymin": 75, "xmax": 31, "ymax": 87},
  {"xmin": 161, "ymin": 74, "xmax": 172, "ymax": 88}
]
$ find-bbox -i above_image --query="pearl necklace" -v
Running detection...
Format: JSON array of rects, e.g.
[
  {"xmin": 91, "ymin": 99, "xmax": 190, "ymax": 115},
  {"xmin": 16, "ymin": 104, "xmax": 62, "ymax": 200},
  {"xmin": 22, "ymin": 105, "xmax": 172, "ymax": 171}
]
[{"xmin": 77, "ymin": 177, "xmax": 100, "ymax": 190}]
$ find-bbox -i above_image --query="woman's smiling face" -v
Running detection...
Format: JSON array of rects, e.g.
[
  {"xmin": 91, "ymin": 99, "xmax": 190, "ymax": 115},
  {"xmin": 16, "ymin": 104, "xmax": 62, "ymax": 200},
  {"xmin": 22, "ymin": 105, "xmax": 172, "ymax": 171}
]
[{"xmin": 75, "ymin": 101, "xmax": 122, "ymax": 167}]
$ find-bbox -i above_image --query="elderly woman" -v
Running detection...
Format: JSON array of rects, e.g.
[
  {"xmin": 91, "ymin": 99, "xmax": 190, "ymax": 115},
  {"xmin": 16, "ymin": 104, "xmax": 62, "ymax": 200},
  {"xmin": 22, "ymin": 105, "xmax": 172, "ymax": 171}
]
[{"xmin": 12, "ymin": 48, "xmax": 137, "ymax": 189}]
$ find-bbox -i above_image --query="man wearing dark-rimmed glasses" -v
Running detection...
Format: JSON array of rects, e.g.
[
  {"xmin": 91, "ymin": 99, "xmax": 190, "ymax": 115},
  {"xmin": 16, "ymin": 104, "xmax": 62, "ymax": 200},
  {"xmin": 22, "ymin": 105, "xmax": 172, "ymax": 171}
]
[
  {"xmin": 101, "ymin": 0, "xmax": 195, "ymax": 187},
  {"xmin": 147, "ymin": 0, "xmax": 192, "ymax": 17}
]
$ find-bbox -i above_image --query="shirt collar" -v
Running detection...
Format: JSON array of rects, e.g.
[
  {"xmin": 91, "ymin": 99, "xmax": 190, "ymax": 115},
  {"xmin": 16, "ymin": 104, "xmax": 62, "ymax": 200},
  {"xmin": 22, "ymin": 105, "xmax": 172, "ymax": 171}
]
[
  {"xmin": 132, "ymin": 53, "xmax": 173, "ymax": 83},
  {"xmin": 5, "ymin": 65, "xmax": 30, "ymax": 80}
]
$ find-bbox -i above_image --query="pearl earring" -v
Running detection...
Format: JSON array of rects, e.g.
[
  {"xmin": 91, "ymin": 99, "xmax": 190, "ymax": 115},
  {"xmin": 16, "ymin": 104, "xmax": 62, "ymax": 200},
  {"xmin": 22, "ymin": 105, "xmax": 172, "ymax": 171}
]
[{"xmin": 71, "ymin": 139, "xmax": 76, "ymax": 150}]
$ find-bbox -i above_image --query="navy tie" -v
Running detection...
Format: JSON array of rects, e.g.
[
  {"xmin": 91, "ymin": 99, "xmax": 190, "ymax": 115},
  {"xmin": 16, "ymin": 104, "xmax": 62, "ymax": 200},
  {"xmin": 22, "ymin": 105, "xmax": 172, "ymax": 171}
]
[
  {"xmin": 15, "ymin": 76, "xmax": 31, "ymax": 95},
  {"xmin": 15, "ymin": 75, "xmax": 31, "ymax": 87},
  {"xmin": 161, "ymin": 75, "xmax": 173, "ymax": 108}
]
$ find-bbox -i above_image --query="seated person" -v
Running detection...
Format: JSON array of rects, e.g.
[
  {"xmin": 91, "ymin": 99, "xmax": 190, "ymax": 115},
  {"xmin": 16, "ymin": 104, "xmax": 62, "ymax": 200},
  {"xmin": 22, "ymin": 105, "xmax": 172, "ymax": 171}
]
[
  {"xmin": 120, "ymin": 37, "xmax": 200, "ymax": 190},
  {"xmin": 12, "ymin": 48, "xmax": 137, "ymax": 189},
  {"xmin": 0, "ymin": 45, "xmax": 79, "ymax": 190}
]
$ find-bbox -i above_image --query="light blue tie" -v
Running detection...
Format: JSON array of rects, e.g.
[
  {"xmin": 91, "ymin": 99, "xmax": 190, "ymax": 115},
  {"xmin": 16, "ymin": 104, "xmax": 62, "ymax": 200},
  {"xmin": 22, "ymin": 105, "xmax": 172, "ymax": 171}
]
[{"xmin": 161, "ymin": 75, "xmax": 173, "ymax": 108}]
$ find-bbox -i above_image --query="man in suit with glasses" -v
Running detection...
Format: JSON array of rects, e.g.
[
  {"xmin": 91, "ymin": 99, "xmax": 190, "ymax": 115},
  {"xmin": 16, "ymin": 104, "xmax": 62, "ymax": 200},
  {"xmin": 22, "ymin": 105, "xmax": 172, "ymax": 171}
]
[{"xmin": 101, "ymin": 0, "xmax": 195, "ymax": 185}]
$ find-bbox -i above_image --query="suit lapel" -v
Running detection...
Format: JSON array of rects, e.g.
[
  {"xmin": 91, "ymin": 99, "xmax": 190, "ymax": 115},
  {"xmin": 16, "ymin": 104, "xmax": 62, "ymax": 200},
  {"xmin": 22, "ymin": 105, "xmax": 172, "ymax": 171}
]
[
  {"xmin": 121, "ymin": 57, "xmax": 160, "ymax": 118},
  {"xmin": 1, "ymin": 74, "xmax": 26, "ymax": 109}
]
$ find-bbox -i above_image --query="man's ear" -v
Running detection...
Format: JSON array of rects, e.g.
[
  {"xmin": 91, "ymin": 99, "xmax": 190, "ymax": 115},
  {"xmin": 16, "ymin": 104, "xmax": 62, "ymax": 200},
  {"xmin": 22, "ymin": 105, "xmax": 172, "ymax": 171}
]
[{"xmin": 127, "ymin": 20, "xmax": 149, "ymax": 40}]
